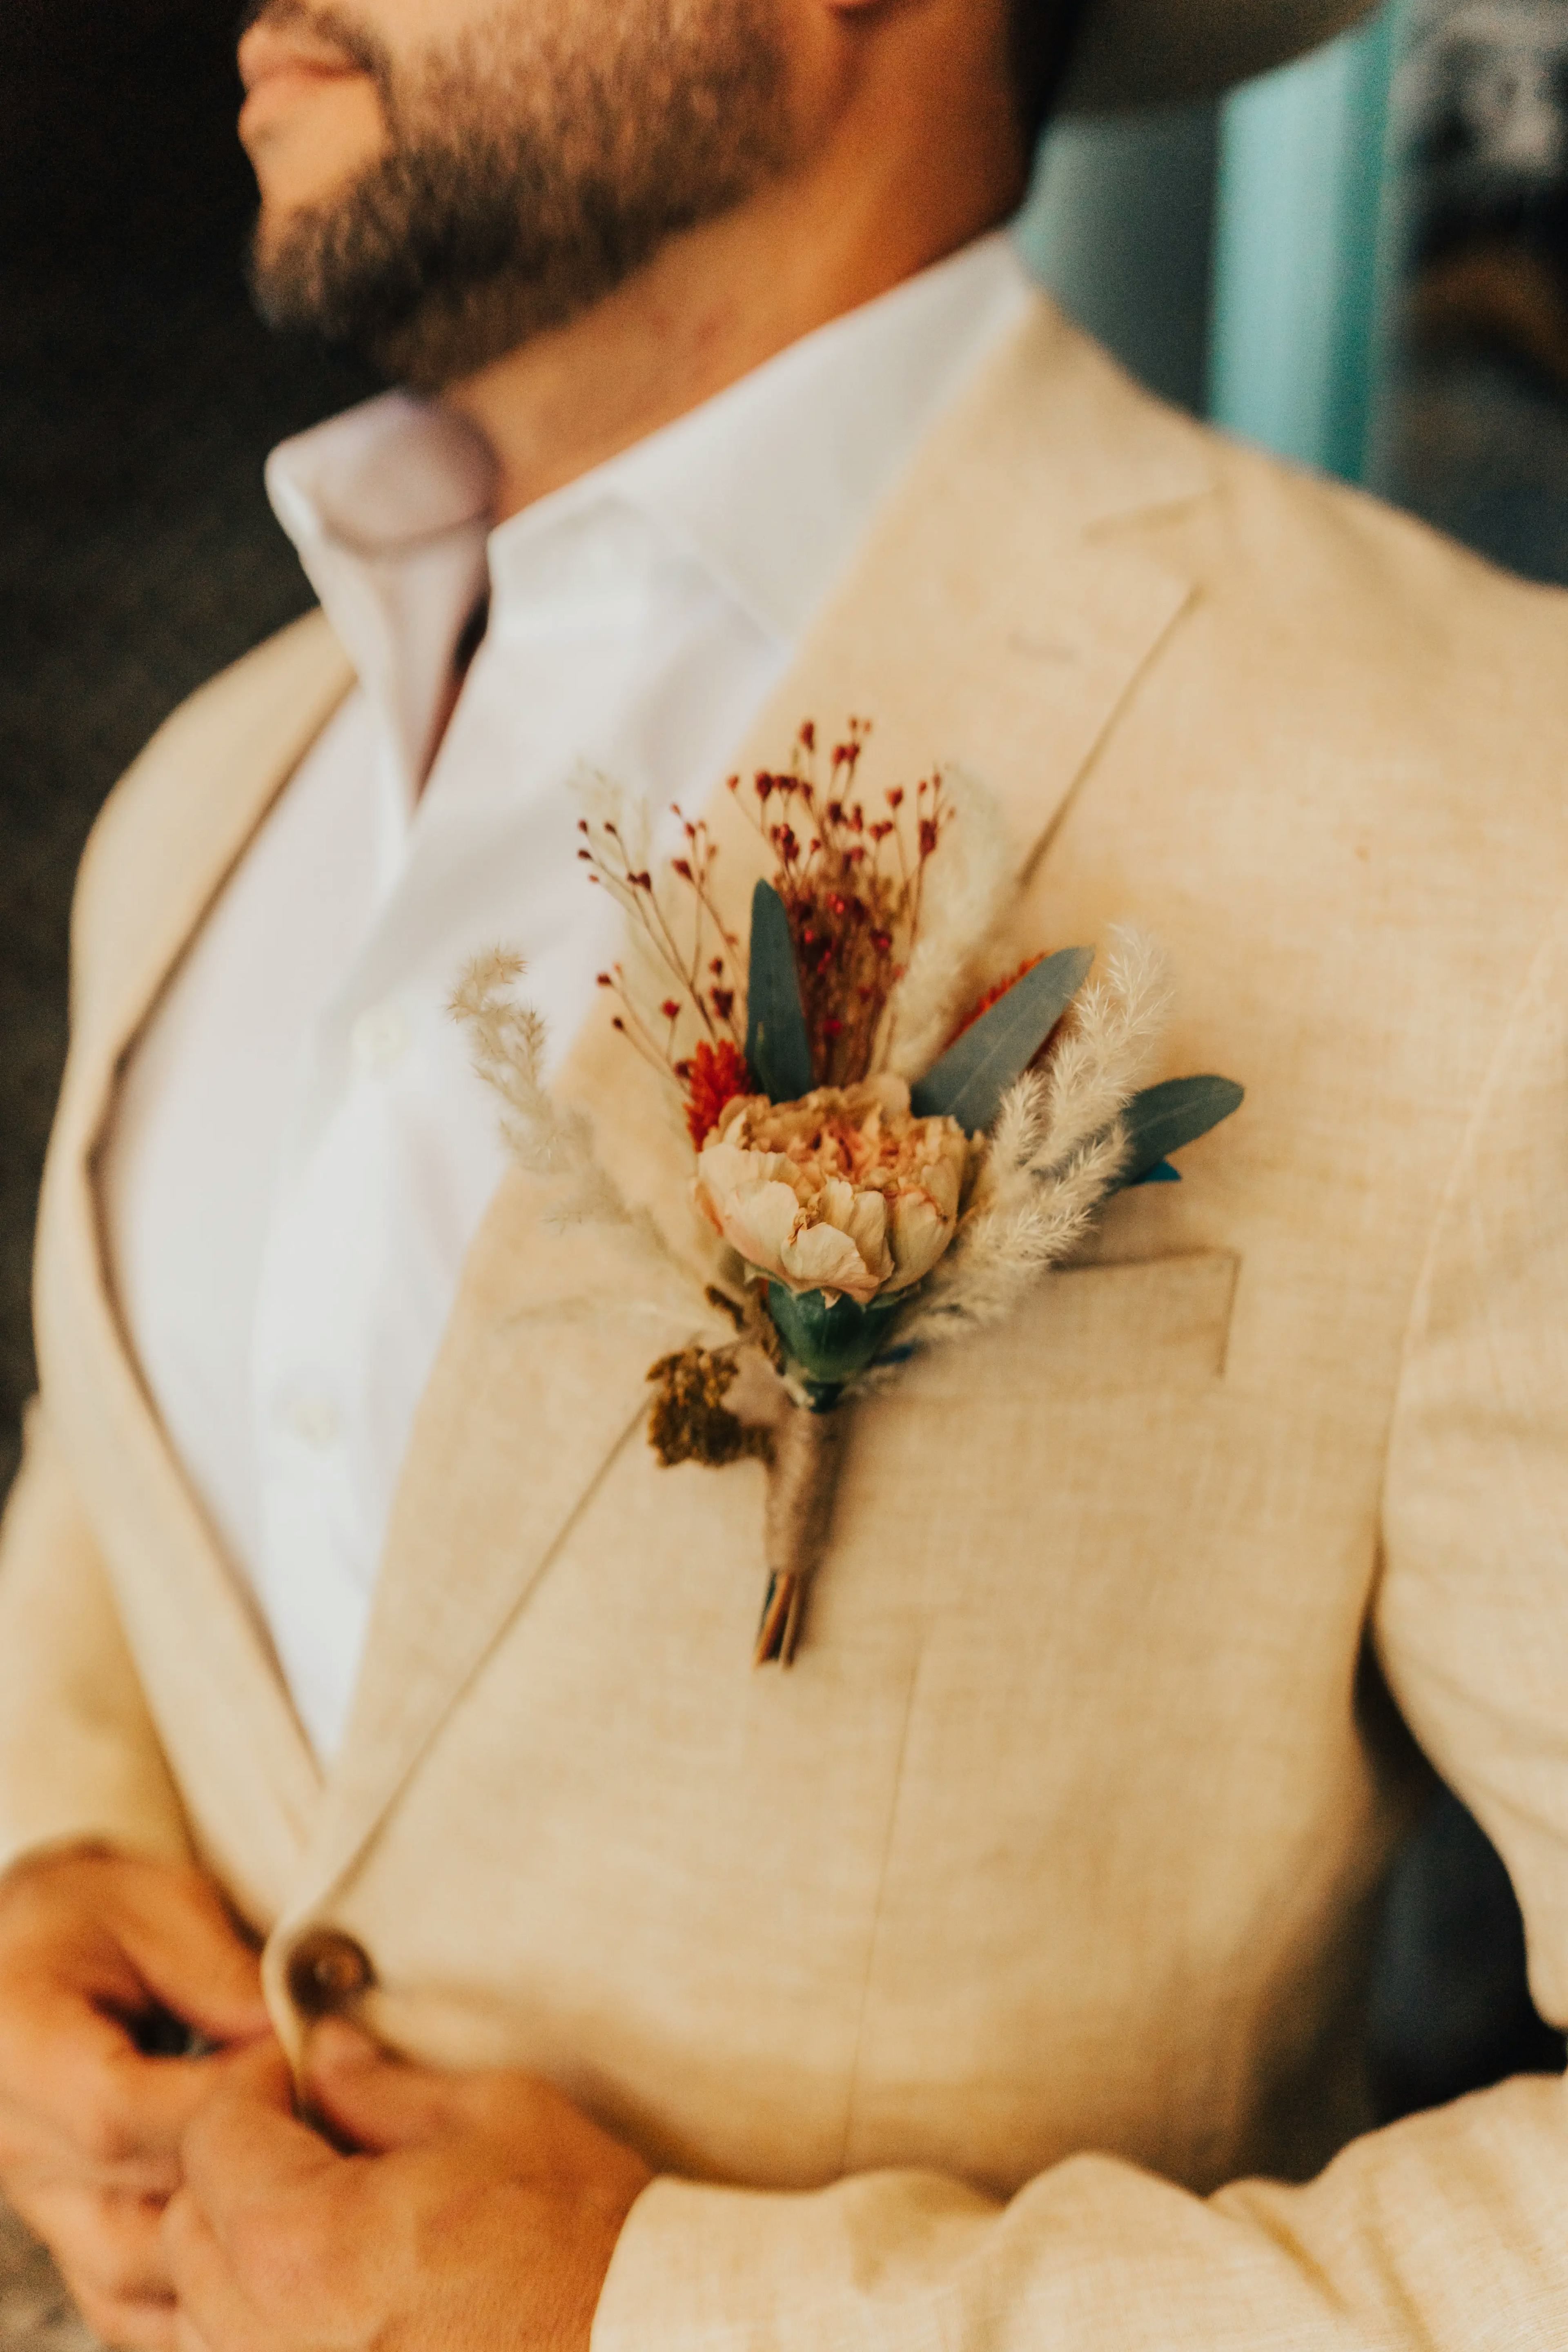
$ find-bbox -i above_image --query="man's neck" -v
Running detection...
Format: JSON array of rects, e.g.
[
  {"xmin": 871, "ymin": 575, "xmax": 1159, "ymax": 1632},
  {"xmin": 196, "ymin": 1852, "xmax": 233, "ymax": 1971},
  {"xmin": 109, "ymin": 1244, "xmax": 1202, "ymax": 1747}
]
[{"xmin": 440, "ymin": 93, "xmax": 1024, "ymax": 523}]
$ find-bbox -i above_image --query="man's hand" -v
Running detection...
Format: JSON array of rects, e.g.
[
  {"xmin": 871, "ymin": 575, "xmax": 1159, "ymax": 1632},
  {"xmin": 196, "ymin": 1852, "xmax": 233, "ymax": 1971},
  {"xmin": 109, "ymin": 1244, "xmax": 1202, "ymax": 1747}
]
[
  {"xmin": 163, "ymin": 2021, "xmax": 654, "ymax": 2352},
  {"xmin": 0, "ymin": 1848, "xmax": 276, "ymax": 2351}
]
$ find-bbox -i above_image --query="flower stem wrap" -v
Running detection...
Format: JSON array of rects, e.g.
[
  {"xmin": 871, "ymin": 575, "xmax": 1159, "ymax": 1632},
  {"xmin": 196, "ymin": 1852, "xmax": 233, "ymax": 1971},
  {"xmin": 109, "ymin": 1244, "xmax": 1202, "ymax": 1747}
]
[{"xmin": 755, "ymin": 1399, "xmax": 846, "ymax": 1667}]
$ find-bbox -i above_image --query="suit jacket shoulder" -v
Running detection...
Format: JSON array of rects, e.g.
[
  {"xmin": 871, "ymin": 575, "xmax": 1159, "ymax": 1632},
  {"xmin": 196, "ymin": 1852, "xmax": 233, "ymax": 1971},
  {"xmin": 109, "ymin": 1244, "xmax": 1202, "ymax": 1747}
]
[{"xmin": 1087, "ymin": 389, "xmax": 1568, "ymax": 924}]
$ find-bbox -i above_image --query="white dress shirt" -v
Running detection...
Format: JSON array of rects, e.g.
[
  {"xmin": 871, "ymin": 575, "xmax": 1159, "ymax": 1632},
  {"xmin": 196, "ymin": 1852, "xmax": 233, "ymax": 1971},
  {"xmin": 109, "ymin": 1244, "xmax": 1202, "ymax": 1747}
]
[{"xmin": 102, "ymin": 234, "xmax": 1033, "ymax": 1761}]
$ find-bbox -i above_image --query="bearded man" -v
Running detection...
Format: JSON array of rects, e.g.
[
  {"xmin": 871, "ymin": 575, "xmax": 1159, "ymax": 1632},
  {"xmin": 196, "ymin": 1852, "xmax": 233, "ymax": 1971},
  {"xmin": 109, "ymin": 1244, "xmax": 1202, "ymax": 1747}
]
[{"xmin": 4, "ymin": 0, "xmax": 1568, "ymax": 2345}]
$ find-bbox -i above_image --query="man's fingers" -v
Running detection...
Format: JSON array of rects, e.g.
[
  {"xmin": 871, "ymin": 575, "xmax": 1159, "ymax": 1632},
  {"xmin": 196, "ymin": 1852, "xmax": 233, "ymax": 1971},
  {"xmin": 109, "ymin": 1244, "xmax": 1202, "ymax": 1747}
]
[
  {"xmin": 117, "ymin": 1871, "xmax": 272, "ymax": 2048},
  {"xmin": 180, "ymin": 2041, "xmax": 339, "ymax": 2241},
  {"xmin": 0, "ymin": 1854, "xmax": 277, "ymax": 2178},
  {"xmin": 14, "ymin": 2167, "xmax": 181, "ymax": 2352},
  {"xmin": 305, "ymin": 2020, "xmax": 459, "ymax": 2153},
  {"xmin": 71, "ymin": 2279, "xmax": 179, "ymax": 2352},
  {"xmin": 162, "ymin": 2184, "xmax": 234, "ymax": 2314},
  {"xmin": 163, "ymin": 2185, "xmax": 277, "ymax": 2352},
  {"xmin": 22, "ymin": 2178, "xmax": 175, "ymax": 2307},
  {"xmin": 306, "ymin": 2020, "xmax": 615, "ymax": 2173},
  {"xmin": 0, "ymin": 2082, "xmax": 180, "ymax": 2201},
  {"xmin": 305, "ymin": 2013, "xmax": 552, "ymax": 2154},
  {"xmin": 0, "ymin": 1853, "xmax": 270, "ymax": 2054},
  {"xmin": 0, "ymin": 1977, "xmax": 220, "ymax": 2170}
]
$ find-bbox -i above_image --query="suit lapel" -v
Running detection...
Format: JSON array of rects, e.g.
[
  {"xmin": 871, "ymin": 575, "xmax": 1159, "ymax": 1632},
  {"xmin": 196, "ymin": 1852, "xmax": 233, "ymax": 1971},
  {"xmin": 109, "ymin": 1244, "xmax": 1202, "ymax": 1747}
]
[
  {"xmin": 298, "ymin": 300, "xmax": 1215, "ymax": 1911},
  {"xmin": 71, "ymin": 615, "xmax": 356, "ymax": 1074},
  {"xmin": 37, "ymin": 616, "xmax": 354, "ymax": 1915}
]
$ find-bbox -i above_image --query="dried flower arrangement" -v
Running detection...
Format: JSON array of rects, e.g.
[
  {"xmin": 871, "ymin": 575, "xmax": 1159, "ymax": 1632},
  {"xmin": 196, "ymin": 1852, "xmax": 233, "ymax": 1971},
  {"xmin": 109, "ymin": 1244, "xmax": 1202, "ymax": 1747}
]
[{"xmin": 456, "ymin": 724, "xmax": 1242, "ymax": 1668}]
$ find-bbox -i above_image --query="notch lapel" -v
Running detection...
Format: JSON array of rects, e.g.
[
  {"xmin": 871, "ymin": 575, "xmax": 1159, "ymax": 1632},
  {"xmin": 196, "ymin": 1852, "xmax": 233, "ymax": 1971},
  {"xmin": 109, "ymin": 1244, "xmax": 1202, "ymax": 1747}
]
[
  {"xmin": 298, "ymin": 300, "xmax": 1216, "ymax": 1914},
  {"xmin": 36, "ymin": 615, "xmax": 353, "ymax": 1919}
]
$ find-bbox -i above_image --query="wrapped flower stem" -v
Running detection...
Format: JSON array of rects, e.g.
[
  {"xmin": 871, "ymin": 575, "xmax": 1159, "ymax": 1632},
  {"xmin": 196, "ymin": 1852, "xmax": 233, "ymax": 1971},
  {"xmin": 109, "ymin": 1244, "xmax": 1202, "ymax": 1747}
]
[{"xmin": 755, "ymin": 1397, "xmax": 846, "ymax": 1667}]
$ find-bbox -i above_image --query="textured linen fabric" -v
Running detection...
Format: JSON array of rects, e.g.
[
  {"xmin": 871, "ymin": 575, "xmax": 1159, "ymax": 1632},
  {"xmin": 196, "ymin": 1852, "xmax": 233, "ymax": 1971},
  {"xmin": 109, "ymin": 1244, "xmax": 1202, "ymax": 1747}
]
[
  {"xmin": 5, "ymin": 293, "xmax": 1568, "ymax": 2345},
  {"xmin": 96, "ymin": 234, "xmax": 1031, "ymax": 1760}
]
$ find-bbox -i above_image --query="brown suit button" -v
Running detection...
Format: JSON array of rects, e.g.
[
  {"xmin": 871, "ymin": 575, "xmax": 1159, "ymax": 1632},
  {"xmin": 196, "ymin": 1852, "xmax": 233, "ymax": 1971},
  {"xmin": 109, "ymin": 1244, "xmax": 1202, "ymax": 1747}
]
[{"xmin": 286, "ymin": 1928, "xmax": 375, "ymax": 2019}]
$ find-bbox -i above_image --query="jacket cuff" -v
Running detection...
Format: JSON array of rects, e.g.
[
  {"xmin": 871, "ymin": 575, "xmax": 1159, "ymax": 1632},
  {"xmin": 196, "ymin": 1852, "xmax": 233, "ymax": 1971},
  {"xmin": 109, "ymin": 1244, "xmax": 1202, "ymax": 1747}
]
[{"xmin": 592, "ymin": 2169, "xmax": 994, "ymax": 2352}]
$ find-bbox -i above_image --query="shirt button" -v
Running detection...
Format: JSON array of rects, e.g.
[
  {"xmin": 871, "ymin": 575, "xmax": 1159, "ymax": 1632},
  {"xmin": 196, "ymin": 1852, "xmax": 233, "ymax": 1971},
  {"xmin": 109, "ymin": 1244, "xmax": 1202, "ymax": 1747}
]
[
  {"xmin": 286, "ymin": 1928, "xmax": 376, "ymax": 2019},
  {"xmin": 285, "ymin": 1394, "xmax": 342, "ymax": 1450},
  {"xmin": 352, "ymin": 1002, "xmax": 410, "ymax": 1072}
]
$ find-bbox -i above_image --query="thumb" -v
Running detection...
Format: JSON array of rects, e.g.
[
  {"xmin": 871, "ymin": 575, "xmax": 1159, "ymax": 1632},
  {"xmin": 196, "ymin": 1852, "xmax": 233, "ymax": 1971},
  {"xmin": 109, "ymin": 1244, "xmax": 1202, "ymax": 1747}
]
[
  {"xmin": 122, "ymin": 1871, "xmax": 271, "ymax": 2046},
  {"xmin": 305, "ymin": 2021, "xmax": 481, "ymax": 2155}
]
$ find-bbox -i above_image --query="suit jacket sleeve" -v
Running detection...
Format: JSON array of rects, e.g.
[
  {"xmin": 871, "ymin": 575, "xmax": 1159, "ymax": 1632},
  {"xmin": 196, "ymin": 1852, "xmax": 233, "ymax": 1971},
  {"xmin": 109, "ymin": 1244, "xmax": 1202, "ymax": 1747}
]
[
  {"xmin": 590, "ymin": 906, "xmax": 1568, "ymax": 2350},
  {"xmin": 0, "ymin": 1399, "xmax": 190, "ymax": 1880}
]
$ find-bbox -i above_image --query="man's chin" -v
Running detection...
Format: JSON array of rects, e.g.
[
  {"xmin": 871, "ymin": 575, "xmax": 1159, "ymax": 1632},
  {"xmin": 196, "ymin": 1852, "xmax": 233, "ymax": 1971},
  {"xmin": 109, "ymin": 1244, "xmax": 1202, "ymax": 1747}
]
[
  {"xmin": 248, "ymin": 227, "xmax": 514, "ymax": 395},
  {"xmin": 249, "ymin": 181, "xmax": 619, "ymax": 394}
]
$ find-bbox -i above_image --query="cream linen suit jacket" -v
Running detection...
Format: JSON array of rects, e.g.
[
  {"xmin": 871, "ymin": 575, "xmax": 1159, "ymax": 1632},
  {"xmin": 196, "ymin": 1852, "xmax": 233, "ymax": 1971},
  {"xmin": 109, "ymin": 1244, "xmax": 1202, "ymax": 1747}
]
[{"xmin": 7, "ymin": 295, "xmax": 1568, "ymax": 2348}]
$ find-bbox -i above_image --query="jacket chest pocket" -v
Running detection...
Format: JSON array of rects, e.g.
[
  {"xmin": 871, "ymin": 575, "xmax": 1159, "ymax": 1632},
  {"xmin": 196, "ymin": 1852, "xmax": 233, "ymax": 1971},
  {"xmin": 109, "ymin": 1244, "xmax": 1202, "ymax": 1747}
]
[
  {"xmin": 828, "ymin": 1249, "xmax": 1242, "ymax": 1631},
  {"xmin": 890, "ymin": 1247, "xmax": 1241, "ymax": 1405}
]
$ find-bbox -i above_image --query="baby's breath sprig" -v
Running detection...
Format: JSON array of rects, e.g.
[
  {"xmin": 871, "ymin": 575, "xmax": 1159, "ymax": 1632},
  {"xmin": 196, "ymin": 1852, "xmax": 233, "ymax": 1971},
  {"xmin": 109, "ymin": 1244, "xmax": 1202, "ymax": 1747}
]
[
  {"xmin": 577, "ymin": 811, "xmax": 743, "ymax": 1052},
  {"xmin": 728, "ymin": 719, "xmax": 951, "ymax": 1087},
  {"xmin": 577, "ymin": 724, "xmax": 953, "ymax": 1136}
]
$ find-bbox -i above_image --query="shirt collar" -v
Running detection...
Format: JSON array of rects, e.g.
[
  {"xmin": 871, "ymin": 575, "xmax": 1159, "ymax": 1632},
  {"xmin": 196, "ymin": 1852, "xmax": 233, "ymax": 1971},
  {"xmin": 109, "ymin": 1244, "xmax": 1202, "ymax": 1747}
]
[
  {"xmin": 486, "ymin": 229, "xmax": 1035, "ymax": 645},
  {"xmin": 267, "ymin": 397, "xmax": 494, "ymax": 788},
  {"xmin": 266, "ymin": 229, "xmax": 1035, "ymax": 728}
]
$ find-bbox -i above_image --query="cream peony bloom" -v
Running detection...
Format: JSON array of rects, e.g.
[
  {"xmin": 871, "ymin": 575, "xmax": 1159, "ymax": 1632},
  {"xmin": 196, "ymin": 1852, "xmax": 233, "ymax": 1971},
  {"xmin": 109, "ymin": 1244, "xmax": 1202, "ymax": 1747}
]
[{"xmin": 694, "ymin": 1076, "xmax": 970, "ymax": 1307}]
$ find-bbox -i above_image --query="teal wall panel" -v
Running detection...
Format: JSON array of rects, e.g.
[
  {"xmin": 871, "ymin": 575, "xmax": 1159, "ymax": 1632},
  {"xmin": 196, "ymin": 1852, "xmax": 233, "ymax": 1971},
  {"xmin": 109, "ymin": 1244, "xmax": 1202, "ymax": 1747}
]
[
  {"xmin": 1209, "ymin": 4, "xmax": 1407, "ymax": 481},
  {"xmin": 1014, "ymin": 101, "xmax": 1220, "ymax": 414}
]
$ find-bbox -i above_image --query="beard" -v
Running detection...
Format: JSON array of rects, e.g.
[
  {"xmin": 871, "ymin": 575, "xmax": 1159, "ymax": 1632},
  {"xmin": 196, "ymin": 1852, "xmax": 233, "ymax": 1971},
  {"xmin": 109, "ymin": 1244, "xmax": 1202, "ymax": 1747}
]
[{"xmin": 246, "ymin": 0, "xmax": 791, "ymax": 392}]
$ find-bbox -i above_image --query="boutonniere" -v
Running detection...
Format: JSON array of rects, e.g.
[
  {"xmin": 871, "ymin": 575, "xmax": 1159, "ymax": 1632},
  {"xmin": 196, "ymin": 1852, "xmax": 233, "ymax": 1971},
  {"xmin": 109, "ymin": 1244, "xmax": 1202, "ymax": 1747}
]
[{"xmin": 457, "ymin": 723, "xmax": 1241, "ymax": 1668}]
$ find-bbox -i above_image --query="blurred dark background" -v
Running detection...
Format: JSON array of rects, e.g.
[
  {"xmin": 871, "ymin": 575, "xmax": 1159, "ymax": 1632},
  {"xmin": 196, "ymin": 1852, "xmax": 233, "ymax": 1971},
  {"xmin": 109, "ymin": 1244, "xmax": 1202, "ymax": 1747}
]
[
  {"xmin": 1, "ymin": 4, "xmax": 1565, "ymax": 2332},
  {"xmin": 0, "ymin": 0, "xmax": 369, "ymax": 1512}
]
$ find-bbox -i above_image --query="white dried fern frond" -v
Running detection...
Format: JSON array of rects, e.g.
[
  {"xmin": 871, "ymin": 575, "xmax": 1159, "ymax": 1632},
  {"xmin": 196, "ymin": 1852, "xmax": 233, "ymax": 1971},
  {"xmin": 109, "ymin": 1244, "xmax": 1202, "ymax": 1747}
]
[
  {"xmin": 894, "ymin": 1119, "xmax": 1129, "ymax": 1356},
  {"xmin": 885, "ymin": 927, "xmax": 1169, "ymax": 1361},
  {"xmin": 451, "ymin": 949, "xmax": 581, "ymax": 1179},
  {"xmin": 449, "ymin": 953, "xmax": 691, "ymax": 1305},
  {"xmin": 984, "ymin": 1067, "xmax": 1052, "ymax": 1188},
  {"xmin": 883, "ymin": 763, "xmax": 1017, "ymax": 1080},
  {"xmin": 1031, "ymin": 925, "xmax": 1171, "ymax": 1176}
]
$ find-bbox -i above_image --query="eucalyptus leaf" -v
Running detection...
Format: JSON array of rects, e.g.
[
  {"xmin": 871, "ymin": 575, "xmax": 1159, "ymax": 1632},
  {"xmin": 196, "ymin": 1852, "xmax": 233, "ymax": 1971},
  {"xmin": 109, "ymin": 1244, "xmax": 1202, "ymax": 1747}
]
[
  {"xmin": 911, "ymin": 947, "xmax": 1094, "ymax": 1134},
  {"xmin": 745, "ymin": 881, "xmax": 814, "ymax": 1103},
  {"xmin": 1116, "ymin": 1076, "xmax": 1244, "ymax": 1191},
  {"xmin": 1131, "ymin": 1160, "xmax": 1182, "ymax": 1187},
  {"xmin": 766, "ymin": 1281, "xmax": 907, "ymax": 1393}
]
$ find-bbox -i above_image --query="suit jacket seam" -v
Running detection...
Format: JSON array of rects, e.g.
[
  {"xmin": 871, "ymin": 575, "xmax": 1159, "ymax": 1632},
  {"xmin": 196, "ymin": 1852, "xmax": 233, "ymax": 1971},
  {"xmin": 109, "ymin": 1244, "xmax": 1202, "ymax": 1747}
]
[
  {"xmin": 1374, "ymin": 884, "xmax": 1568, "ymax": 1614},
  {"xmin": 835, "ymin": 1629, "xmax": 929, "ymax": 2179}
]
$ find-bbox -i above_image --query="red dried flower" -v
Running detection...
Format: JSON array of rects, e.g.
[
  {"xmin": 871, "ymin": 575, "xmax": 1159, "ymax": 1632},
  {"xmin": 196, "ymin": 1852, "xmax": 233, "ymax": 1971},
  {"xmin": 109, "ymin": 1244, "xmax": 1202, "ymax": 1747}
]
[
  {"xmin": 684, "ymin": 1039, "xmax": 753, "ymax": 1146},
  {"xmin": 720, "ymin": 722, "xmax": 951, "ymax": 1086}
]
